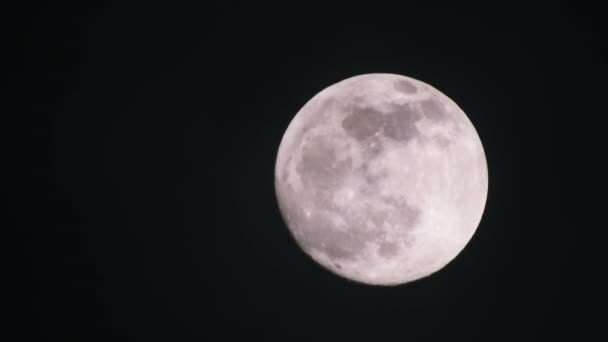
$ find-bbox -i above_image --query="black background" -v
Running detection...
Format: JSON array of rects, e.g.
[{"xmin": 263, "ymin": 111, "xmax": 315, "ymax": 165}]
[{"xmin": 21, "ymin": 1, "xmax": 605, "ymax": 340}]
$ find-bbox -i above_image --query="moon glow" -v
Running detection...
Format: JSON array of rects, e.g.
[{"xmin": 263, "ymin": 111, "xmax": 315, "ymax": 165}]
[{"xmin": 275, "ymin": 74, "xmax": 488, "ymax": 286}]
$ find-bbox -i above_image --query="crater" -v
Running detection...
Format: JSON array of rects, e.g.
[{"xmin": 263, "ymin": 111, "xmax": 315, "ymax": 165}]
[
  {"xmin": 341, "ymin": 106, "xmax": 384, "ymax": 140},
  {"xmin": 393, "ymin": 79, "xmax": 417, "ymax": 94}
]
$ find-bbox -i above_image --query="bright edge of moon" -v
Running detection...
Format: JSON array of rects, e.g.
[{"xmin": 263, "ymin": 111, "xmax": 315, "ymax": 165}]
[{"xmin": 274, "ymin": 73, "xmax": 488, "ymax": 286}]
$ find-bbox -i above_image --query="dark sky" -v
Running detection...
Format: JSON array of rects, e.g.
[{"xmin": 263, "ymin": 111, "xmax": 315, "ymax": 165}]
[{"xmin": 22, "ymin": 2, "xmax": 605, "ymax": 340}]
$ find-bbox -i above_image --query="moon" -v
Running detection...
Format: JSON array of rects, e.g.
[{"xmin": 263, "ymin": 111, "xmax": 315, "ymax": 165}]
[{"xmin": 274, "ymin": 73, "xmax": 488, "ymax": 286}]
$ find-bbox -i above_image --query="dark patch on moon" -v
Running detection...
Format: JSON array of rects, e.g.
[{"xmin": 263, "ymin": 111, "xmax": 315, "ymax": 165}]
[
  {"xmin": 359, "ymin": 167, "xmax": 389, "ymax": 195},
  {"xmin": 341, "ymin": 106, "xmax": 384, "ymax": 140},
  {"xmin": 275, "ymin": 184, "xmax": 309, "ymax": 240},
  {"xmin": 291, "ymin": 98, "xmax": 339, "ymax": 149},
  {"xmin": 298, "ymin": 210, "xmax": 369, "ymax": 261},
  {"xmin": 318, "ymin": 97, "xmax": 338, "ymax": 114},
  {"xmin": 296, "ymin": 135, "xmax": 352, "ymax": 191},
  {"xmin": 280, "ymin": 154, "xmax": 293, "ymax": 183},
  {"xmin": 376, "ymin": 195, "xmax": 421, "ymax": 232},
  {"xmin": 363, "ymin": 206, "xmax": 391, "ymax": 229},
  {"xmin": 393, "ymin": 79, "xmax": 417, "ymax": 94},
  {"xmin": 433, "ymin": 135, "xmax": 452, "ymax": 149},
  {"xmin": 382, "ymin": 104, "xmax": 422, "ymax": 142},
  {"xmin": 378, "ymin": 241, "xmax": 399, "ymax": 258},
  {"xmin": 342, "ymin": 103, "xmax": 423, "ymax": 144},
  {"xmin": 420, "ymin": 97, "xmax": 447, "ymax": 121},
  {"xmin": 364, "ymin": 137, "xmax": 384, "ymax": 157}
]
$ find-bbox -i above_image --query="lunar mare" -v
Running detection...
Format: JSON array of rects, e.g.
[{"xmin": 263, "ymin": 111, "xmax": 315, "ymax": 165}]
[{"xmin": 275, "ymin": 73, "xmax": 488, "ymax": 286}]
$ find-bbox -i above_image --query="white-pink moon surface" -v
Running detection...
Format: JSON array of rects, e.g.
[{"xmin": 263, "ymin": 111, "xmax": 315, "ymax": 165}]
[{"xmin": 274, "ymin": 74, "xmax": 488, "ymax": 286}]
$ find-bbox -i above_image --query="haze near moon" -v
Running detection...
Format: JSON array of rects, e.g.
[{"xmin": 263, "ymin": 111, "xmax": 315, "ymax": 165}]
[{"xmin": 274, "ymin": 73, "xmax": 488, "ymax": 286}]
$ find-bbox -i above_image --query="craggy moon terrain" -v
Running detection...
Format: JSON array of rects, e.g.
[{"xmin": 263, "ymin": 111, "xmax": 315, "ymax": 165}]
[{"xmin": 275, "ymin": 74, "xmax": 488, "ymax": 285}]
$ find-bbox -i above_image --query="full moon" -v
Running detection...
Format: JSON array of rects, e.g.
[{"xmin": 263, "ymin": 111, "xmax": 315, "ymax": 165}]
[{"xmin": 274, "ymin": 73, "xmax": 488, "ymax": 286}]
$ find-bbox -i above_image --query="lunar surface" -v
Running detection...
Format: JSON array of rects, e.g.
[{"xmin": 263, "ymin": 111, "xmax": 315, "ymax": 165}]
[{"xmin": 274, "ymin": 73, "xmax": 488, "ymax": 286}]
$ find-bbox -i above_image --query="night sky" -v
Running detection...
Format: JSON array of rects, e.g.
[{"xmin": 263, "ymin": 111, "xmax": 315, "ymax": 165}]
[{"xmin": 22, "ymin": 2, "xmax": 605, "ymax": 340}]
